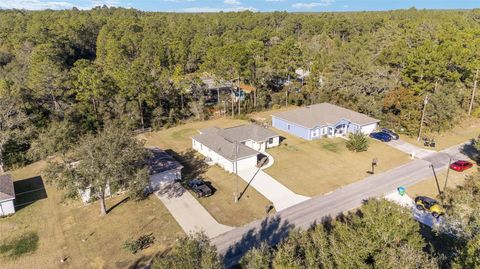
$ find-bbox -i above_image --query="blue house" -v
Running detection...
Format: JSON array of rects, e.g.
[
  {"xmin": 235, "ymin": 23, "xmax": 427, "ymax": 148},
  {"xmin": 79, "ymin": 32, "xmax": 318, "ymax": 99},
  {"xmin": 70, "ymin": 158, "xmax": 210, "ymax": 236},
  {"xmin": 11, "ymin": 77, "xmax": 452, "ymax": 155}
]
[{"xmin": 272, "ymin": 103, "xmax": 379, "ymax": 140}]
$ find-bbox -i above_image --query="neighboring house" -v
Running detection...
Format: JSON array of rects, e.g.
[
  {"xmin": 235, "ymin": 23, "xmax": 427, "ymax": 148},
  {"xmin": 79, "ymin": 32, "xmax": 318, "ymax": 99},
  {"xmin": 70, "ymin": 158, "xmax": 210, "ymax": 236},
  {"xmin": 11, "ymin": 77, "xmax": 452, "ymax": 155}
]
[
  {"xmin": 192, "ymin": 124, "xmax": 280, "ymax": 172},
  {"xmin": 0, "ymin": 174, "xmax": 15, "ymax": 216},
  {"xmin": 148, "ymin": 147, "xmax": 183, "ymax": 190},
  {"xmin": 272, "ymin": 103, "xmax": 379, "ymax": 140},
  {"xmin": 79, "ymin": 148, "xmax": 183, "ymax": 203}
]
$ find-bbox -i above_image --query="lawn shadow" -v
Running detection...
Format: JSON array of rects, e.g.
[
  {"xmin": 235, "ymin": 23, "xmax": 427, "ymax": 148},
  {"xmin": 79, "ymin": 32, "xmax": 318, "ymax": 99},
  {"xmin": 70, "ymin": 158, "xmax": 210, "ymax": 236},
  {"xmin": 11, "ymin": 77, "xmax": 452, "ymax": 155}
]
[
  {"xmin": 222, "ymin": 215, "xmax": 294, "ymax": 268},
  {"xmin": 13, "ymin": 176, "xmax": 48, "ymax": 211},
  {"xmin": 165, "ymin": 149, "xmax": 209, "ymax": 183},
  {"xmin": 459, "ymin": 139, "xmax": 479, "ymax": 164}
]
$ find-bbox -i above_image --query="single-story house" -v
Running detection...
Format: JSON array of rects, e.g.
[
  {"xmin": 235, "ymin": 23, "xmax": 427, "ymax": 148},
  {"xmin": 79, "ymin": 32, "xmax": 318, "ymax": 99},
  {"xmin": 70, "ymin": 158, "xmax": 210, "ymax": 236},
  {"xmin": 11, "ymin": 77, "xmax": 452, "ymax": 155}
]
[
  {"xmin": 79, "ymin": 148, "xmax": 183, "ymax": 203},
  {"xmin": 272, "ymin": 103, "xmax": 380, "ymax": 140},
  {"xmin": 192, "ymin": 124, "xmax": 280, "ymax": 172},
  {"xmin": 0, "ymin": 174, "xmax": 15, "ymax": 216},
  {"xmin": 148, "ymin": 147, "xmax": 183, "ymax": 190}
]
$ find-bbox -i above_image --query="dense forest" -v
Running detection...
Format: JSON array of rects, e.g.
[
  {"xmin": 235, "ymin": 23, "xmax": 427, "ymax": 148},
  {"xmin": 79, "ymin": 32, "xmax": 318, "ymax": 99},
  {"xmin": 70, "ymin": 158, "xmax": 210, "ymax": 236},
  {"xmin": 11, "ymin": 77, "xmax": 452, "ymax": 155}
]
[{"xmin": 1, "ymin": 7, "xmax": 480, "ymax": 170}]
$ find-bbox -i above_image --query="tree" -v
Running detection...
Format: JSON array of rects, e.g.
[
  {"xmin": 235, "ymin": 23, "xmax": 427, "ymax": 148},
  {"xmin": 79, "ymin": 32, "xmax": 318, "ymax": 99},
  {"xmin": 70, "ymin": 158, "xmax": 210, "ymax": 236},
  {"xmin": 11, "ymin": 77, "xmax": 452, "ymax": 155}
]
[
  {"xmin": 45, "ymin": 123, "xmax": 150, "ymax": 215},
  {"xmin": 152, "ymin": 232, "xmax": 221, "ymax": 269},
  {"xmin": 0, "ymin": 95, "xmax": 28, "ymax": 174},
  {"xmin": 345, "ymin": 132, "xmax": 369, "ymax": 152},
  {"xmin": 240, "ymin": 243, "xmax": 273, "ymax": 269}
]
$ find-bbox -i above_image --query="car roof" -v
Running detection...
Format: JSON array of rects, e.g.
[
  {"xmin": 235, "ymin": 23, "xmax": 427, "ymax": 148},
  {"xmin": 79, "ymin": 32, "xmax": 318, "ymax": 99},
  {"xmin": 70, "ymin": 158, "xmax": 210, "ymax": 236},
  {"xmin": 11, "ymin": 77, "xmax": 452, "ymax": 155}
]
[
  {"xmin": 417, "ymin": 196, "xmax": 438, "ymax": 203},
  {"xmin": 454, "ymin": 160, "xmax": 470, "ymax": 164}
]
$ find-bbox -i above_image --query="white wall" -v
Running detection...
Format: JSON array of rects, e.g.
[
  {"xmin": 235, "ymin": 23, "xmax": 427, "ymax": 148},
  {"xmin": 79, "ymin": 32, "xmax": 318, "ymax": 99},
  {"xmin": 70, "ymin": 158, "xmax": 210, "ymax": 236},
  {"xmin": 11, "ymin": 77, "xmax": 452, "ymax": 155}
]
[
  {"xmin": 236, "ymin": 156, "xmax": 259, "ymax": 171},
  {"xmin": 267, "ymin": 136, "xmax": 280, "ymax": 148},
  {"xmin": 360, "ymin": 122, "xmax": 378, "ymax": 134},
  {"xmin": 0, "ymin": 199, "xmax": 15, "ymax": 216}
]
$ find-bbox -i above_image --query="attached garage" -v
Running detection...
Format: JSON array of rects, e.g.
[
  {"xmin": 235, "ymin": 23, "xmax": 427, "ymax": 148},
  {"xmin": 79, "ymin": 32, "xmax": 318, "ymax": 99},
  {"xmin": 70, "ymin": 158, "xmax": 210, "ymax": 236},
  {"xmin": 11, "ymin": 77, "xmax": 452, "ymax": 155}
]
[{"xmin": 148, "ymin": 148, "xmax": 183, "ymax": 190}]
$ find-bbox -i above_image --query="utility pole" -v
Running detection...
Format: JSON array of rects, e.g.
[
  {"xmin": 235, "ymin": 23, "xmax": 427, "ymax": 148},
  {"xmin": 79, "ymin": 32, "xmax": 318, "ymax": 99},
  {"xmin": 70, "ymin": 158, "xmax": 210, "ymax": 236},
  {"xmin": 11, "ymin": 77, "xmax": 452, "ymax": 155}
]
[
  {"xmin": 468, "ymin": 68, "xmax": 478, "ymax": 116},
  {"xmin": 444, "ymin": 156, "xmax": 452, "ymax": 192},
  {"xmin": 430, "ymin": 164, "xmax": 442, "ymax": 197},
  {"xmin": 231, "ymin": 89, "xmax": 234, "ymax": 118},
  {"xmin": 238, "ymin": 74, "xmax": 241, "ymax": 116},
  {"xmin": 234, "ymin": 140, "xmax": 239, "ymax": 203},
  {"xmin": 417, "ymin": 95, "xmax": 429, "ymax": 141}
]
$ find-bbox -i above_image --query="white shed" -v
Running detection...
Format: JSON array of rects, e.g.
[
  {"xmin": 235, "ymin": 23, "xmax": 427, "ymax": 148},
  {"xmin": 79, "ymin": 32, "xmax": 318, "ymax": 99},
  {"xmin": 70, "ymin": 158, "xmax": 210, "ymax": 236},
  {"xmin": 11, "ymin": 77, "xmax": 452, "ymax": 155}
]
[{"xmin": 0, "ymin": 174, "xmax": 16, "ymax": 216}]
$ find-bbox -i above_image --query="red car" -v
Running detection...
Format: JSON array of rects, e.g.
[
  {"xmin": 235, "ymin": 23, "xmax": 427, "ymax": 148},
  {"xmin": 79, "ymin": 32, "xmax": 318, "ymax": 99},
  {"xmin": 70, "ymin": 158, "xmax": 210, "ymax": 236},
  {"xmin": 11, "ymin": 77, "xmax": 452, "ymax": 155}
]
[{"xmin": 450, "ymin": 160, "xmax": 473, "ymax": 172}]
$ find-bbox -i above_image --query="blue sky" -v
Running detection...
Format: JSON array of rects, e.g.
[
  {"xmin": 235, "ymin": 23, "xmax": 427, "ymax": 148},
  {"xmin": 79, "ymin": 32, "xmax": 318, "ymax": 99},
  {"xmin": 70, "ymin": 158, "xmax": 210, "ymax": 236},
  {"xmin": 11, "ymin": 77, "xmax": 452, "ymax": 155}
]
[{"xmin": 0, "ymin": 0, "xmax": 478, "ymax": 12}]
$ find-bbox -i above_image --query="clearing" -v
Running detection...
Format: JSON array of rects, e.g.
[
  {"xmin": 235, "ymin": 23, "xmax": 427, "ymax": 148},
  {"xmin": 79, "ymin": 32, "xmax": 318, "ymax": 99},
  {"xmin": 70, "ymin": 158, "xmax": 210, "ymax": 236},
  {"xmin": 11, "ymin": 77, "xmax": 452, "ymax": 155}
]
[{"xmin": 0, "ymin": 161, "xmax": 183, "ymax": 269}]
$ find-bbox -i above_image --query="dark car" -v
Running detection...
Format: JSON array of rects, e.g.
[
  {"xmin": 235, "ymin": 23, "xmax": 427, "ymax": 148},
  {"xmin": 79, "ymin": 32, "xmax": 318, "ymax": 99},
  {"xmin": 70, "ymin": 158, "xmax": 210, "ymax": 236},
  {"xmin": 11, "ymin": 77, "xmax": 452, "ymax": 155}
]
[
  {"xmin": 187, "ymin": 179, "xmax": 213, "ymax": 197},
  {"xmin": 369, "ymin": 132, "xmax": 392, "ymax": 142},
  {"xmin": 450, "ymin": 160, "xmax": 473, "ymax": 172},
  {"xmin": 380, "ymin": 128, "xmax": 399, "ymax": 140}
]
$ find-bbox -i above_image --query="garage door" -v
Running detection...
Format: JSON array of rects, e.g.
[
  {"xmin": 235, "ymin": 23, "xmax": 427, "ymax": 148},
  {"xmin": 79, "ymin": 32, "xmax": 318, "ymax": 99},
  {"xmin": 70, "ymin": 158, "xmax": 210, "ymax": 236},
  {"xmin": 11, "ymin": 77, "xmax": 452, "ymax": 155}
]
[{"xmin": 150, "ymin": 170, "xmax": 178, "ymax": 190}]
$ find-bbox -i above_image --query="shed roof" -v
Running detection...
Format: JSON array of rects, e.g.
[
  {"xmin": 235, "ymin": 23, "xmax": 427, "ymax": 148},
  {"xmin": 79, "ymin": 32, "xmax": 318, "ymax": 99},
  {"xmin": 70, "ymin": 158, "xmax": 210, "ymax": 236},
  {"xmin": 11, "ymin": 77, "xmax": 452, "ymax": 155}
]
[
  {"xmin": 272, "ymin": 103, "xmax": 379, "ymax": 129},
  {"xmin": 0, "ymin": 174, "xmax": 15, "ymax": 201},
  {"xmin": 147, "ymin": 148, "xmax": 184, "ymax": 175}
]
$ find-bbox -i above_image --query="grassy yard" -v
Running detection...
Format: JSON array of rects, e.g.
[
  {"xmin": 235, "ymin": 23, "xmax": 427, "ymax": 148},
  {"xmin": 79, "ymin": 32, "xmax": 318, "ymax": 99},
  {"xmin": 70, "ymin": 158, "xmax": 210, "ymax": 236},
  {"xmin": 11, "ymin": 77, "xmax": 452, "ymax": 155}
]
[
  {"xmin": 0, "ymin": 162, "xmax": 183, "ymax": 269},
  {"xmin": 140, "ymin": 116, "xmax": 276, "ymax": 226},
  {"xmin": 401, "ymin": 117, "xmax": 480, "ymax": 150},
  {"xmin": 407, "ymin": 168, "xmax": 478, "ymax": 199},
  {"xmin": 265, "ymin": 130, "xmax": 412, "ymax": 197}
]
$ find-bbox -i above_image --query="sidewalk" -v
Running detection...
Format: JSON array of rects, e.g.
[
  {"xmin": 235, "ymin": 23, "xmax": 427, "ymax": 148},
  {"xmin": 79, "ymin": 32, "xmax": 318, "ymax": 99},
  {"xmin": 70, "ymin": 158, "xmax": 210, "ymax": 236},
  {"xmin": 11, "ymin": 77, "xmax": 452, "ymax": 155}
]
[{"xmin": 386, "ymin": 139, "xmax": 436, "ymax": 159}]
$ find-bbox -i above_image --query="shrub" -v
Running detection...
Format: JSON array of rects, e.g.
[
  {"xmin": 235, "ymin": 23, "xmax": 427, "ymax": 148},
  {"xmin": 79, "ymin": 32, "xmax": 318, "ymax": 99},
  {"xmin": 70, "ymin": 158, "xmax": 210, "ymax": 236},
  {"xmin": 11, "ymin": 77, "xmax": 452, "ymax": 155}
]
[
  {"xmin": 346, "ymin": 132, "xmax": 369, "ymax": 152},
  {"xmin": 123, "ymin": 234, "xmax": 155, "ymax": 254},
  {"xmin": 0, "ymin": 232, "xmax": 39, "ymax": 259}
]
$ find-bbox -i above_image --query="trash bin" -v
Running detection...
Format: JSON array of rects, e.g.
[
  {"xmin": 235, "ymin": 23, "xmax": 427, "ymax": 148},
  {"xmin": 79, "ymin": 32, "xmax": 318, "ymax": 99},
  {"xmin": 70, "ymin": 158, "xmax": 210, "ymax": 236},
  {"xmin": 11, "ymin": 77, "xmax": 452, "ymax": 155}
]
[{"xmin": 397, "ymin": 186, "xmax": 406, "ymax": 196}]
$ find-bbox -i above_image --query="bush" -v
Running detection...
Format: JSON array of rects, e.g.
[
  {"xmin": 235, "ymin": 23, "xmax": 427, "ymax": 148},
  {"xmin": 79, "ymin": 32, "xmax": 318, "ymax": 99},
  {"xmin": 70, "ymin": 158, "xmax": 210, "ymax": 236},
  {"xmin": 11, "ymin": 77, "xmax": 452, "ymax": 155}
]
[
  {"xmin": 346, "ymin": 132, "xmax": 369, "ymax": 152},
  {"xmin": 123, "ymin": 234, "xmax": 155, "ymax": 254},
  {"xmin": 0, "ymin": 232, "xmax": 39, "ymax": 259}
]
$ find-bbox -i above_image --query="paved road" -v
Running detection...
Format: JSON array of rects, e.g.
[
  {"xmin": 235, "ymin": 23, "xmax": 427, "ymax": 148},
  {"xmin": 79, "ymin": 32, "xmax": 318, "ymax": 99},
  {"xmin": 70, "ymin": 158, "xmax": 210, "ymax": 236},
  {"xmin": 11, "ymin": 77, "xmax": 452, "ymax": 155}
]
[
  {"xmin": 155, "ymin": 182, "xmax": 234, "ymax": 238},
  {"xmin": 212, "ymin": 141, "xmax": 472, "ymax": 267},
  {"xmin": 237, "ymin": 166, "xmax": 310, "ymax": 211}
]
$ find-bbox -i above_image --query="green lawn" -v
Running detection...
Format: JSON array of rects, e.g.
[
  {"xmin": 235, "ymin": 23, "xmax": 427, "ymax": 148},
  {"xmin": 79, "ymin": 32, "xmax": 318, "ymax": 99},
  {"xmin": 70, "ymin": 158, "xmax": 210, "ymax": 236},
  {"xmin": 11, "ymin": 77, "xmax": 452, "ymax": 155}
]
[
  {"xmin": 401, "ymin": 117, "xmax": 480, "ymax": 150},
  {"xmin": 0, "ymin": 162, "xmax": 183, "ymax": 269},
  {"xmin": 265, "ymin": 130, "xmax": 412, "ymax": 197}
]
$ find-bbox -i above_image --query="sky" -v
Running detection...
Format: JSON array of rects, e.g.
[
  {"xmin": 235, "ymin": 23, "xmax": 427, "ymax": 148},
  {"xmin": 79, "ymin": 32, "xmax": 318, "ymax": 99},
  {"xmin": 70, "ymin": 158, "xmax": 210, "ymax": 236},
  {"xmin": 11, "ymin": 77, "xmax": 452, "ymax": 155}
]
[{"xmin": 0, "ymin": 0, "xmax": 478, "ymax": 12}]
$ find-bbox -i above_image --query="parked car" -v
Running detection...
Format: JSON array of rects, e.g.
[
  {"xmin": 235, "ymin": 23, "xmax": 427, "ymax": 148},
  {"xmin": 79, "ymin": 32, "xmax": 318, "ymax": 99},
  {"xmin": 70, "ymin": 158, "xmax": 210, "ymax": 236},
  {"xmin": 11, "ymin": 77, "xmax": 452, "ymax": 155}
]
[
  {"xmin": 187, "ymin": 179, "xmax": 213, "ymax": 197},
  {"xmin": 450, "ymin": 160, "xmax": 473, "ymax": 172},
  {"xmin": 369, "ymin": 132, "xmax": 392, "ymax": 142},
  {"xmin": 415, "ymin": 196, "xmax": 445, "ymax": 219},
  {"xmin": 380, "ymin": 128, "xmax": 399, "ymax": 140}
]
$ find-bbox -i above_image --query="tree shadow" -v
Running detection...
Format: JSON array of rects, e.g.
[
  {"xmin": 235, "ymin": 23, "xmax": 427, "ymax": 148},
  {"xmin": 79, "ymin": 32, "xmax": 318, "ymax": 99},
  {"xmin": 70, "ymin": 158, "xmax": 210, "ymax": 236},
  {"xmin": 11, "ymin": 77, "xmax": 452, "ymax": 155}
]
[
  {"xmin": 221, "ymin": 215, "xmax": 295, "ymax": 268},
  {"xmin": 165, "ymin": 149, "xmax": 209, "ymax": 183},
  {"xmin": 106, "ymin": 196, "xmax": 130, "ymax": 214},
  {"xmin": 13, "ymin": 176, "xmax": 48, "ymax": 211},
  {"xmin": 156, "ymin": 182, "xmax": 186, "ymax": 199},
  {"xmin": 459, "ymin": 139, "xmax": 479, "ymax": 164}
]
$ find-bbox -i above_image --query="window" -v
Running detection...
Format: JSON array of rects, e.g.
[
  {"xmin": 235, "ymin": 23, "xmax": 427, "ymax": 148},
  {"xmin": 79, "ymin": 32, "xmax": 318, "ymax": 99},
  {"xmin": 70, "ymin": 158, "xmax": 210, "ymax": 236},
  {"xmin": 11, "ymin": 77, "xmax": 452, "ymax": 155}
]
[
  {"xmin": 287, "ymin": 124, "xmax": 291, "ymax": 130},
  {"xmin": 268, "ymin": 138, "xmax": 274, "ymax": 144}
]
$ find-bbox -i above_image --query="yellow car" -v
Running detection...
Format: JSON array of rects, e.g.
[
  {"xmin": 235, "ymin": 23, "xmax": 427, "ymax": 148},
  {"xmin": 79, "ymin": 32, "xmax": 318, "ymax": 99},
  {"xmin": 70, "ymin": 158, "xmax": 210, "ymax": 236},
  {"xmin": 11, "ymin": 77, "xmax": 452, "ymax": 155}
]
[{"xmin": 415, "ymin": 196, "xmax": 445, "ymax": 218}]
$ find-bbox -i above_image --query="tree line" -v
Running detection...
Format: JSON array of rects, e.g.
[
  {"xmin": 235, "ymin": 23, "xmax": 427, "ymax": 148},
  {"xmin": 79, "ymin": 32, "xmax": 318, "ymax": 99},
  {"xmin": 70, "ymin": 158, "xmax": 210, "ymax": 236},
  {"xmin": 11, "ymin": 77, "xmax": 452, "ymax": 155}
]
[{"xmin": 1, "ymin": 7, "xmax": 480, "ymax": 170}]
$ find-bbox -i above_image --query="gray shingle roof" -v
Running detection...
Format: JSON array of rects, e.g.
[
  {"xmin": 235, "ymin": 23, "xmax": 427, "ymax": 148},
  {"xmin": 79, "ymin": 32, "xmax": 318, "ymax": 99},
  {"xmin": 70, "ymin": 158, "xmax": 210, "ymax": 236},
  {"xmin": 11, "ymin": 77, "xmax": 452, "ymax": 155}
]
[
  {"xmin": 147, "ymin": 148, "xmax": 183, "ymax": 175},
  {"xmin": 0, "ymin": 174, "xmax": 15, "ymax": 201},
  {"xmin": 219, "ymin": 124, "xmax": 278, "ymax": 143},
  {"xmin": 193, "ymin": 124, "xmax": 278, "ymax": 161},
  {"xmin": 272, "ymin": 103, "xmax": 379, "ymax": 129}
]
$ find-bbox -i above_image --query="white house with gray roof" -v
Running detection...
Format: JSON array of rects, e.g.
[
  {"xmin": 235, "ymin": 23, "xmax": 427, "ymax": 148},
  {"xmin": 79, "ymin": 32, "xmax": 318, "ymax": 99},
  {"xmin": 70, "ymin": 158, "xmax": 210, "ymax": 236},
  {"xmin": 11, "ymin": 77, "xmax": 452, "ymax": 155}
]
[
  {"xmin": 272, "ymin": 103, "xmax": 379, "ymax": 140},
  {"xmin": 0, "ymin": 174, "xmax": 15, "ymax": 216},
  {"xmin": 192, "ymin": 124, "xmax": 280, "ymax": 172}
]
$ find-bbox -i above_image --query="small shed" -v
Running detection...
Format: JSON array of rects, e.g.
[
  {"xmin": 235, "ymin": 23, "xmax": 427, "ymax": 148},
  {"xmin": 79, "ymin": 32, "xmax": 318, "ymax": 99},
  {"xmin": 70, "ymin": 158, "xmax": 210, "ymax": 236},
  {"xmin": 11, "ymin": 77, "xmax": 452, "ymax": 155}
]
[{"xmin": 0, "ymin": 174, "xmax": 15, "ymax": 216}]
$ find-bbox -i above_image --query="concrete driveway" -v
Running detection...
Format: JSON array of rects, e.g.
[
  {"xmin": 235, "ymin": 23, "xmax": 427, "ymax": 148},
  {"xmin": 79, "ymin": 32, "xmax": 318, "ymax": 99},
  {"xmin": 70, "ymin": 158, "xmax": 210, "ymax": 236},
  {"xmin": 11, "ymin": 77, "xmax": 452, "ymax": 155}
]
[
  {"xmin": 386, "ymin": 139, "xmax": 436, "ymax": 159},
  {"xmin": 237, "ymin": 166, "xmax": 310, "ymax": 212},
  {"xmin": 155, "ymin": 182, "xmax": 234, "ymax": 238}
]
